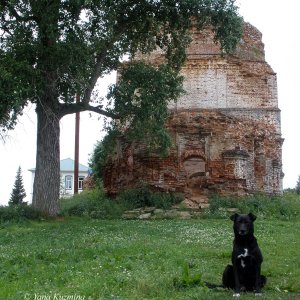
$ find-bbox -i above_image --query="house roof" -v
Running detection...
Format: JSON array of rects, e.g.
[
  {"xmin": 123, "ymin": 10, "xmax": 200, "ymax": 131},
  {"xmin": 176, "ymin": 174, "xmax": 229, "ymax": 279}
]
[
  {"xmin": 60, "ymin": 158, "xmax": 89, "ymax": 172},
  {"xmin": 29, "ymin": 158, "xmax": 90, "ymax": 173}
]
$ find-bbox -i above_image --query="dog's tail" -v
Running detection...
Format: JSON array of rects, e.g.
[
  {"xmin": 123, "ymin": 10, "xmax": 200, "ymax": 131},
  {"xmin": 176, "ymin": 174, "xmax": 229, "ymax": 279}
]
[{"xmin": 204, "ymin": 282, "xmax": 224, "ymax": 289}]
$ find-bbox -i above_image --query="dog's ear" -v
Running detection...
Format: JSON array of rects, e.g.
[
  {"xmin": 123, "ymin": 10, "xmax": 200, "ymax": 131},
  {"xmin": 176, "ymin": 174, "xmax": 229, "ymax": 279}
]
[
  {"xmin": 230, "ymin": 213, "xmax": 238, "ymax": 221},
  {"xmin": 248, "ymin": 212, "xmax": 257, "ymax": 221}
]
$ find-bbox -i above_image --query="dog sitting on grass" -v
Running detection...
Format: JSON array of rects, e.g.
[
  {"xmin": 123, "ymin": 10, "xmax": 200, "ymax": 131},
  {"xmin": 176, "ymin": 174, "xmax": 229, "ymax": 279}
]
[{"xmin": 222, "ymin": 213, "xmax": 266, "ymax": 297}]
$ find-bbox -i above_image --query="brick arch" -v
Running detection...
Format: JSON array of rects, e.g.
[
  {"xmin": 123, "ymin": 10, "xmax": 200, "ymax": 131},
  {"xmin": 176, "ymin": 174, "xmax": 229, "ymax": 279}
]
[
  {"xmin": 181, "ymin": 150, "xmax": 206, "ymax": 162},
  {"xmin": 182, "ymin": 156, "xmax": 206, "ymax": 179}
]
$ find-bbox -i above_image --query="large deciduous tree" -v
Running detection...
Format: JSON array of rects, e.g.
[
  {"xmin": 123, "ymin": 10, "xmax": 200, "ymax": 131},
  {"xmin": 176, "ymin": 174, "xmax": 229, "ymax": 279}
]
[{"xmin": 0, "ymin": 0, "xmax": 242, "ymax": 216}]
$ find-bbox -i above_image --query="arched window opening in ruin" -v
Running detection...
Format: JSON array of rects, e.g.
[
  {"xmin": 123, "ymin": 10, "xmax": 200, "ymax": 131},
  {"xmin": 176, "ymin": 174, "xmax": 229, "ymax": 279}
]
[
  {"xmin": 183, "ymin": 156, "xmax": 208, "ymax": 200},
  {"xmin": 183, "ymin": 157, "xmax": 206, "ymax": 178}
]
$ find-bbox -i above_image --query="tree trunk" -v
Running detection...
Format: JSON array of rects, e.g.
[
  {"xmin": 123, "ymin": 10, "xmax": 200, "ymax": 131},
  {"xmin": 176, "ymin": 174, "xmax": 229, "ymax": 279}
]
[{"xmin": 32, "ymin": 102, "xmax": 60, "ymax": 216}]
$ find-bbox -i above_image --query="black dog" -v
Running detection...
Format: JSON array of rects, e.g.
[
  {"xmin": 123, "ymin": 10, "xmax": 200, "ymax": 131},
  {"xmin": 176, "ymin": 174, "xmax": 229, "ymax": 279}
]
[{"xmin": 222, "ymin": 213, "xmax": 266, "ymax": 297}]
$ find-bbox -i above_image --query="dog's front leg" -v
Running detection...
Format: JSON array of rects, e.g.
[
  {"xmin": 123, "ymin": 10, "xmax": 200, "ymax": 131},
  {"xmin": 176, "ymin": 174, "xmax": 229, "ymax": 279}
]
[
  {"xmin": 254, "ymin": 264, "xmax": 262, "ymax": 296},
  {"xmin": 233, "ymin": 264, "xmax": 241, "ymax": 297}
]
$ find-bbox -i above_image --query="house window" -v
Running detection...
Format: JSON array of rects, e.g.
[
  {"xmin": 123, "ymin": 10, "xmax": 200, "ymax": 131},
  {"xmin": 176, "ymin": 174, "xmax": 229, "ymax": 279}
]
[
  {"xmin": 65, "ymin": 175, "xmax": 72, "ymax": 190},
  {"xmin": 78, "ymin": 176, "xmax": 85, "ymax": 190}
]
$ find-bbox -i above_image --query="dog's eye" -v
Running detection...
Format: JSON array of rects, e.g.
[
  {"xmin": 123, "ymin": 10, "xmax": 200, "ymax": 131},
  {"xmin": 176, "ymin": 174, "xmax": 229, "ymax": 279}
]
[{"xmin": 238, "ymin": 220, "xmax": 249, "ymax": 224}]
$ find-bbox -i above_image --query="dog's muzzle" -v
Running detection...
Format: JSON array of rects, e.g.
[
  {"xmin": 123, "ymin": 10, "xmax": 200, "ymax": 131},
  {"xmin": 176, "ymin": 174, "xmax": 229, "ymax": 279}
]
[{"xmin": 238, "ymin": 230, "xmax": 248, "ymax": 236}]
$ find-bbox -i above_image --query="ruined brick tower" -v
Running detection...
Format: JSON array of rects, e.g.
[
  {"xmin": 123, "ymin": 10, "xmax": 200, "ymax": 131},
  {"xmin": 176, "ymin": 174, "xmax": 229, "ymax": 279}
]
[{"xmin": 104, "ymin": 23, "xmax": 283, "ymax": 207}]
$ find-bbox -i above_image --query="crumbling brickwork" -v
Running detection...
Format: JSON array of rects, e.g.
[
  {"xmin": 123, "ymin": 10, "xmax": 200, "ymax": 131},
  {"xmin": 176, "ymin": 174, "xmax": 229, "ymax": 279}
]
[{"xmin": 104, "ymin": 23, "xmax": 283, "ymax": 206}]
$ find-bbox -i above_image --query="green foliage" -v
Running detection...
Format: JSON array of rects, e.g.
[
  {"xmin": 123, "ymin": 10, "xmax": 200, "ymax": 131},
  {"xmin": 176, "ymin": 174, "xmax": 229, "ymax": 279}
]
[
  {"xmin": 295, "ymin": 175, "xmax": 300, "ymax": 195},
  {"xmin": 9, "ymin": 166, "xmax": 27, "ymax": 206},
  {"xmin": 62, "ymin": 185, "xmax": 300, "ymax": 221},
  {"xmin": 60, "ymin": 187, "xmax": 125, "ymax": 219},
  {"xmin": 0, "ymin": 205, "xmax": 42, "ymax": 223},
  {"xmin": 108, "ymin": 62, "xmax": 185, "ymax": 153},
  {"xmin": 115, "ymin": 183, "xmax": 184, "ymax": 210},
  {"xmin": 283, "ymin": 188, "xmax": 296, "ymax": 193},
  {"xmin": 203, "ymin": 193, "xmax": 300, "ymax": 220},
  {"xmin": 173, "ymin": 262, "xmax": 204, "ymax": 289},
  {"xmin": 89, "ymin": 130, "xmax": 118, "ymax": 180},
  {"xmin": 209, "ymin": 0, "xmax": 244, "ymax": 54},
  {"xmin": 61, "ymin": 184, "xmax": 183, "ymax": 219},
  {"xmin": 0, "ymin": 0, "xmax": 242, "ymax": 131},
  {"xmin": 0, "ymin": 49, "xmax": 31, "ymax": 130}
]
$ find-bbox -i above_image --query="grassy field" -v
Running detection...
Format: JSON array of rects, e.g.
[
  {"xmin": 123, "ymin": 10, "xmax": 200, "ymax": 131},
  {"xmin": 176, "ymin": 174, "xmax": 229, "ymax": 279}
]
[{"xmin": 0, "ymin": 217, "xmax": 299, "ymax": 300}]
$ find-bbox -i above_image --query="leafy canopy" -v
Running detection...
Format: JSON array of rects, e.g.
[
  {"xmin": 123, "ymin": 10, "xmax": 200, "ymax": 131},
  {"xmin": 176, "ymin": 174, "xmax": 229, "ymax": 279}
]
[
  {"xmin": 108, "ymin": 62, "xmax": 185, "ymax": 151},
  {"xmin": 0, "ymin": 0, "xmax": 242, "ymax": 144}
]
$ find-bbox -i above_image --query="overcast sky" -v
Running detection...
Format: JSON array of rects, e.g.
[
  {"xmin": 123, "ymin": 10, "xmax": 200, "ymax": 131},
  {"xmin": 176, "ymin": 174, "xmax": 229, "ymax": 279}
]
[{"xmin": 1, "ymin": 0, "xmax": 299, "ymax": 205}]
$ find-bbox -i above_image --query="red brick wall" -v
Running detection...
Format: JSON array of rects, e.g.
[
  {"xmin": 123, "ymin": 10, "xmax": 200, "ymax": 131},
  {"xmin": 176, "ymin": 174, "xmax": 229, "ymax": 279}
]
[{"xmin": 104, "ymin": 22, "xmax": 283, "ymax": 202}]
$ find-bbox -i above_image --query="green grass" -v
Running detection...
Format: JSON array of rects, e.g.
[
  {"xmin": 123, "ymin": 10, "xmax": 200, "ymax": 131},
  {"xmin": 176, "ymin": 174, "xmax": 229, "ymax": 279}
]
[
  {"xmin": 202, "ymin": 193, "xmax": 300, "ymax": 220},
  {"xmin": 0, "ymin": 218, "xmax": 299, "ymax": 299}
]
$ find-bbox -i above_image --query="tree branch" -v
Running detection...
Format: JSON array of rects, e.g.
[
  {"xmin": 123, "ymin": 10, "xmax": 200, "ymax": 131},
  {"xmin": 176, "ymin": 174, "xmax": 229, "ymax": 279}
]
[
  {"xmin": 59, "ymin": 102, "xmax": 118, "ymax": 119},
  {"xmin": 81, "ymin": 25, "xmax": 125, "ymax": 105},
  {"xmin": 81, "ymin": 48, "xmax": 109, "ymax": 105},
  {"xmin": 0, "ymin": 22, "xmax": 13, "ymax": 36}
]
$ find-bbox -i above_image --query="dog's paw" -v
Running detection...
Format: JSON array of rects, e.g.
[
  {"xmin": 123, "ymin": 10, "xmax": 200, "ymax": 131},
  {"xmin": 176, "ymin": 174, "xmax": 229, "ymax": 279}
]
[
  {"xmin": 255, "ymin": 293, "xmax": 262, "ymax": 297},
  {"xmin": 233, "ymin": 293, "xmax": 240, "ymax": 298}
]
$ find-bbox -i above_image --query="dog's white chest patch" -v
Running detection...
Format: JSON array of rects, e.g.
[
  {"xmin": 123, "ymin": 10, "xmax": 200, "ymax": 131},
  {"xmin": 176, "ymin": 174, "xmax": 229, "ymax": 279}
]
[{"xmin": 238, "ymin": 248, "xmax": 249, "ymax": 268}]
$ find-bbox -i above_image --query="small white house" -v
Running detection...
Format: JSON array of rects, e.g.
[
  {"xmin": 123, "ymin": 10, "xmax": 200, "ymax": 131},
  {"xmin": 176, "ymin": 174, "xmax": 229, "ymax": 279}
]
[{"xmin": 29, "ymin": 158, "xmax": 90, "ymax": 199}]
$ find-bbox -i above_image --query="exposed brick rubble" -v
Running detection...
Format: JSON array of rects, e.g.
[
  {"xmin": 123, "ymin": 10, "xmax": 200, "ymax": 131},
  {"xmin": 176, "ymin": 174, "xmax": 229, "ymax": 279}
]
[{"xmin": 104, "ymin": 22, "xmax": 283, "ymax": 207}]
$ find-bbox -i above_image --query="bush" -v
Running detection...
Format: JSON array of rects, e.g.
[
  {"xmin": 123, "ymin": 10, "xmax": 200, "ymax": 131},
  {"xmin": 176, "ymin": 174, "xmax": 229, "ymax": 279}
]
[
  {"xmin": 60, "ymin": 183, "xmax": 184, "ymax": 219},
  {"xmin": 60, "ymin": 189, "xmax": 101, "ymax": 217},
  {"xmin": 60, "ymin": 187, "xmax": 126, "ymax": 219},
  {"xmin": 116, "ymin": 183, "xmax": 183, "ymax": 210},
  {"xmin": 0, "ymin": 204, "xmax": 42, "ymax": 223},
  {"xmin": 203, "ymin": 193, "xmax": 300, "ymax": 220}
]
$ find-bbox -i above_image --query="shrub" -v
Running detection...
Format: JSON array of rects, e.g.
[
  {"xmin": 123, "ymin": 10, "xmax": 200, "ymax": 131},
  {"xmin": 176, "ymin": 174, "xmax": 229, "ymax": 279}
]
[
  {"xmin": 60, "ymin": 183, "xmax": 184, "ymax": 219},
  {"xmin": 0, "ymin": 204, "xmax": 42, "ymax": 223},
  {"xmin": 60, "ymin": 188, "xmax": 101, "ymax": 216},
  {"xmin": 203, "ymin": 193, "xmax": 300, "ymax": 220},
  {"xmin": 60, "ymin": 187, "xmax": 126, "ymax": 219},
  {"xmin": 116, "ymin": 183, "xmax": 184, "ymax": 210}
]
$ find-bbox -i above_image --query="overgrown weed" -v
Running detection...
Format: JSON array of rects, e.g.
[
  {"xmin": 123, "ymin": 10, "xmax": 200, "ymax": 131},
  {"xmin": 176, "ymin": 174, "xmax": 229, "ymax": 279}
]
[
  {"xmin": 60, "ymin": 183, "xmax": 183, "ymax": 219},
  {"xmin": 203, "ymin": 193, "xmax": 300, "ymax": 220}
]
